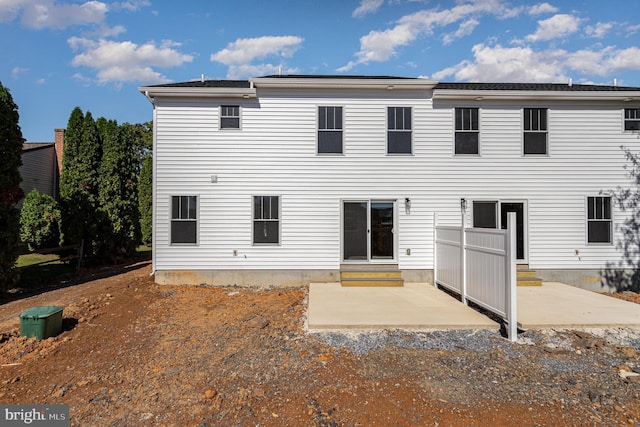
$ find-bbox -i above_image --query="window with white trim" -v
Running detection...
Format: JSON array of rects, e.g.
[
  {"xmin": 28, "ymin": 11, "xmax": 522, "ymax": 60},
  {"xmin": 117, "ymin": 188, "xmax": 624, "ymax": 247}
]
[
  {"xmin": 387, "ymin": 107, "xmax": 412, "ymax": 154},
  {"xmin": 524, "ymin": 108, "xmax": 548, "ymax": 155},
  {"xmin": 253, "ymin": 196, "xmax": 280, "ymax": 245},
  {"xmin": 220, "ymin": 105, "xmax": 240, "ymax": 129},
  {"xmin": 624, "ymin": 108, "xmax": 640, "ymax": 131},
  {"xmin": 171, "ymin": 196, "xmax": 197, "ymax": 244},
  {"xmin": 472, "ymin": 201, "xmax": 498, "ymax": 229},
  {"xmin": 455, "ymin": 107, "xmax": 479, "ymax": 155},
  {"xmin": 318, "ymin": 106, "xmax": 343, "ymax": 154},
  {"xmin": 587, "ymin": 196, "xmax": 612, "ymax": 244}
]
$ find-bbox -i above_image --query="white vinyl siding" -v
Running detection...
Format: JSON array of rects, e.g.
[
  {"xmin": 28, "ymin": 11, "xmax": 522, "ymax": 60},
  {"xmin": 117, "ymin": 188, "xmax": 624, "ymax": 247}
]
[{"xmin": 152, "ymin": 92, "xmax": 638, "ymax": 273}]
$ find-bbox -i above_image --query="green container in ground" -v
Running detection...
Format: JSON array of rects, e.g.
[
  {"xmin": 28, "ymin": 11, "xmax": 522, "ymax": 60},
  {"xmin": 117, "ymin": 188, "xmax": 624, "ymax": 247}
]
[{"xmin": 19, "ymin": 306, "xmax": 64, "ymax": 340}]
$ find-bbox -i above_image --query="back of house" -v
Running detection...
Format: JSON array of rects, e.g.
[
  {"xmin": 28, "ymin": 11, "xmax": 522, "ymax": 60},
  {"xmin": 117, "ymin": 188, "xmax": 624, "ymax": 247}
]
[{"xmin": 139, "ymin": 75, "xmax": 640, "ymax": 291}]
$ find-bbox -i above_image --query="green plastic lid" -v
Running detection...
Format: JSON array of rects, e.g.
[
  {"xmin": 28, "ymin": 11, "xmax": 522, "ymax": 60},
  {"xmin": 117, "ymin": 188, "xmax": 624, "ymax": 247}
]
[{"xmin": 19, "ymin": 306, "xmax": 64, "ymax": 319}]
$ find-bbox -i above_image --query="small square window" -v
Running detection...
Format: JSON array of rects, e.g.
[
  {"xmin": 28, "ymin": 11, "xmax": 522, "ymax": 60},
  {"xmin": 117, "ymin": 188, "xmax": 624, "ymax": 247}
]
[
  {"xmin": 221, "ymin": 105, "xmax": 240, "ymax": 129},
  {"xmin": 171, "ymin": 196, "xmax": 197, "ymax": 244},
  {"xmin": 318, "ymin": 106, "xmax": 343, "ymax": 154},
  {"xmin": 587, "ymin": 196, "xmax": 612, "ymax": 244},
  {"xmin": 473, "ymin": 201, "xmax": 498, "ymax": 229},
  {"xmin": 624, "ymin": 108, "xmax": 640, "ymax": 131},
  {"xmin": 387, "ymin": 107, "xmax": 412, "ymax": 154},
  {"xmin": 253, "ymin": 196, "xmax": 280, "ymax": 245},
  {"xmin": 455, "ymin": 108, "xmax": 479, "ymax": 155}
]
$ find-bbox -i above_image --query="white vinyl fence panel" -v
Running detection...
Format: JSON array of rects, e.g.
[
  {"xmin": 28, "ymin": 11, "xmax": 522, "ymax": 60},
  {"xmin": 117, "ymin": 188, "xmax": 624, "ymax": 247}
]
[{"xmin": 434, "ymin": 213, "xmax": 517, "ymax": 341}]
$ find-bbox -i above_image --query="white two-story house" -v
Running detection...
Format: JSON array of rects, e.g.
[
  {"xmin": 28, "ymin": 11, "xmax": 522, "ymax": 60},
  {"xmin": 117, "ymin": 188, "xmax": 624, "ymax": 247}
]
[{"xmin": 139, "ymin": 75, "xmax": 640, "ymax": 290}]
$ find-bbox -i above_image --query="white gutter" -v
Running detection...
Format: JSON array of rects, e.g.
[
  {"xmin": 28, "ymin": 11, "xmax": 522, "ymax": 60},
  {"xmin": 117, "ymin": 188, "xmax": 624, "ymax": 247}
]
[{"xmin": 139, "ymin": 86, "xmax": 257, "ymax": 99}]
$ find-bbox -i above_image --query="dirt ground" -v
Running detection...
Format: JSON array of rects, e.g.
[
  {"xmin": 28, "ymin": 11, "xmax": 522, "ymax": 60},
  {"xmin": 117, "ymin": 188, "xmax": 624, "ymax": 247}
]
[{"xmin": 0, "ymin": 261, "xmax": 639, "ymax": 426}]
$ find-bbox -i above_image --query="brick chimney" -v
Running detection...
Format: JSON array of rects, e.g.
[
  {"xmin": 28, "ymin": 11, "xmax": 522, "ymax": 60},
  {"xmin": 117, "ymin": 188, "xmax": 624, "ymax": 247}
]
[{"xmin": 54, "ymin": 128, "xmax": 65, "ymax": 175}]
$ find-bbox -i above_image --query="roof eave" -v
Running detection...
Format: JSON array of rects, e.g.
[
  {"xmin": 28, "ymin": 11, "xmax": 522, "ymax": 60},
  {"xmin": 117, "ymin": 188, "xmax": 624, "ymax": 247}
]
[
  {"xmin": 250, "ymin": 77, "xmax": 438, "ymax": 90},
  {"xmin": 432, "ymin": 89, "xmax": 640, "ymax": 102},
  {"xmin": 138, "ymin": 86, "xmax": 257, "ymax": 99}
]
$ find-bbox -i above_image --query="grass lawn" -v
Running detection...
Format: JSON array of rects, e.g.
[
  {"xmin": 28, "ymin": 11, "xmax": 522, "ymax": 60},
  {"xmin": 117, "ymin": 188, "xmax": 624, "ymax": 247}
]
[{"xmin": 15, "ymin": 252, "xmax": 75, "ymax": 288}]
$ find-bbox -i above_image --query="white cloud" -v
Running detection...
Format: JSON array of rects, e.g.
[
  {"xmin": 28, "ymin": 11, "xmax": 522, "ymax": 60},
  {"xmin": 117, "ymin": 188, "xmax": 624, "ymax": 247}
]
[
  {"xmin": 626, "ymin": 23, "xmax": 640, "ymax": 36},
  {"xmin": 432, "ymin": 43, "xmax": 568, "ymax": 82},
  {"xmin": 585, "ymin": 22, "xmax": 614, "ymax": 39},
  {"xmin": 339, "ymin": 0, "xmax": 516, "ymax": 71},
  {"xmin": 211, "ymin": 36, "xmax": 303, "ymax": 66},
  {"xmin": 432, "ymin": 43, "xmax": 640, "ymax": 83},
  {"xmin": 353, "ymin": 0, "xmax": 384, "ymax": 18},
  {"xmin": 11, "ymin": 66, "xmax": 28, "ymax": 78},
  {"xmin": 15, "ymin": 0, "xmax": 108, "ymax": 29},
  {"xmin": 211, "ymin": 36, "xmax": 303, "ymax": 78},
  {"xmin": 443, "ymin": 18, "xmax": 479, "ymax": 45},
  {"xmin": 525, "ymin": 13, "xmax": 582, "ymax": 42},
  {"xmin": 110, "ymin": 0, "xmax": 150, "ymax": 12},
  {"xmin": 528, "ymin": 3, "xmax": 558, "ymax": 15},
  {"xmin": 69, "ymin": 38, "xmax": 193, "ymax": 84},
  {"xmin": 36, "ymin": 78, "xmax": 45, "ymax": 84},
  {"xmin": 566, "ymin": 46, "xmax": 640, "ymax": 76},
  {"xmin": 0, "ymin": 0, "xmax": 28, "ymax": 22}
]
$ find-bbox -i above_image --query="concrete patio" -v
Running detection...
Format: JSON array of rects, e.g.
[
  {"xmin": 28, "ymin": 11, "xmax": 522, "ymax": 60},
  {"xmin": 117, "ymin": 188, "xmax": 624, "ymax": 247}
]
[{"xmin": 307, "ymin": 281, "xmax": 640, "ymax": 331}]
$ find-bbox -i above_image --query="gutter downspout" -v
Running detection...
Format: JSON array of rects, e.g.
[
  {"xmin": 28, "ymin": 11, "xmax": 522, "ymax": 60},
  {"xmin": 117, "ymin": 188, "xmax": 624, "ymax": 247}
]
[{"xmin": 144, "ymin": 90, "xmax": 155, "ymax": 106}]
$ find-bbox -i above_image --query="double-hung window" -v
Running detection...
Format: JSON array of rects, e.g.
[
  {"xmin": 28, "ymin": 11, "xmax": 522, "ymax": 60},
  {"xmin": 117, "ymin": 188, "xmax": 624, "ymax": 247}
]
[
  {"xmin": 220, "ymin": 105, "xmax": 240, "ymax": 129},
  {"xmin": 318, "ymin": 106, "xmax": 343, "ymax": 154},
  {"xmin": 387, "ymin": 107, "xmax": 412, "ymax": 154},
  {"xmin": 253, "ymin": 196, "xmax": 280, "ymax": 245},
  {"xmin": 455, "ymin": 107, "xmax": 479, "ymax": 155},
  {"xmin": 171, "ymin": 196, "xmax": 197, "ymax": 244},
  {"xmin": 524, "ymin": 108, "xmax": 548, "ymax": 155},
  {"xmin": 587, "ymin": 196, "xmax": 612, "ymax": 244},
  {"xmin": 624, "ymin": 108, "xmax": 640, "ymax": 131}
]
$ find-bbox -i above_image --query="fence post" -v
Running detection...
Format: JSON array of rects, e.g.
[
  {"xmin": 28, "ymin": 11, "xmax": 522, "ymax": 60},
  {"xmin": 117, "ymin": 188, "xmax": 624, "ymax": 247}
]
[
  {"xmin": 461, "ymin": 206, "xmax": 467, "ymax": 305},
  {"xmin": 506, "ymin": 212, "xmax": 518, "ymax": 342},
  {"xmin": 433, "ymin": 212, "xmax": 438, "ymax": 288}
]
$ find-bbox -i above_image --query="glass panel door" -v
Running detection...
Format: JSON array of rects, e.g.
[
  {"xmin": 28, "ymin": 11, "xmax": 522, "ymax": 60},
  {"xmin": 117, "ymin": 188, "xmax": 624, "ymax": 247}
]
[
  {"xmin": 343, "ymin": 202, "xmax": 368, "ymax": 261},
  {"xmin": 371, "ymin": 202, "xmax": 394, "ymax": 259}
]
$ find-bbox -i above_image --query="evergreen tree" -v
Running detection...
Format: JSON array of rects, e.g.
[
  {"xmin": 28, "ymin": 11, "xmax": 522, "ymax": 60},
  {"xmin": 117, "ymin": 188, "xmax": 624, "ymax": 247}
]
[
  {"xmin": 138, "ymin": 154, "xmax": 153, "ymax": 246},
  {"xmin": 98, "ymin": 120, "xmax": 141, "ymax": 259},
  {"xmin": 59, "ymin": 108, "xmax": 103, "ymax": 260},
  {"xmin": 59, "ymin": 107, "xmax": 85, "ymax": 244},
  {"xmin": 0, "ymin": 81, "xmax": 24, "ymax": 291}
]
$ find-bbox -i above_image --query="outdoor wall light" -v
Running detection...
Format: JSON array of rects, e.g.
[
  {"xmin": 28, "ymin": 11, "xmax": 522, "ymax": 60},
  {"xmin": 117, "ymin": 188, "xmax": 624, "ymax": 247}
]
[
  {"xmin": 405, "ymin": 197, "xmax": 411, "ymax": 214},
  {"xmin": 460, "ymin": 198, "xmax": 467, "ymax": 211}
]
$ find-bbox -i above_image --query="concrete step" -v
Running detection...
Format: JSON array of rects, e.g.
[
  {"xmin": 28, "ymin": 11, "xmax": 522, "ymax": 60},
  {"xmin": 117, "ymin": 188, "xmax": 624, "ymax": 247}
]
[{"xmin": 340, "ymin": 278, "xmax": 404, "ymax": 287}]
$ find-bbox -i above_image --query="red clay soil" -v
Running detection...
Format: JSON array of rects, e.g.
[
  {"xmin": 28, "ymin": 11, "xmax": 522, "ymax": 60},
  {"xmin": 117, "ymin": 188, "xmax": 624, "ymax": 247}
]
[{"xmin": 0, "ymin": 262, "xmax": 638, "ymax": 426}]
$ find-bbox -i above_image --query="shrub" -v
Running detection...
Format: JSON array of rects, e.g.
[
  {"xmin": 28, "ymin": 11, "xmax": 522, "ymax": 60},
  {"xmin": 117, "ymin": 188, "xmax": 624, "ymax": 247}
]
[{"xmin": 20, "ymin": 189, "xmax": 62, "ymax": 251}]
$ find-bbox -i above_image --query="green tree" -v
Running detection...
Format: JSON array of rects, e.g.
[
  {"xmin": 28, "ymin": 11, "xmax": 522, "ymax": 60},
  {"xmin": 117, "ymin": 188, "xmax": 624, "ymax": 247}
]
[
  {"xmin": 98, "ymin": 120, "xmax": 141, "ymax": 259},
  {"xmin": 20, "ymin": 189, "xmax": 62, "ymax": 251},
  {"xmin": 0, "ymin": 81, "xmax": 24, "ymax": 292},
  {"xmin": 59, "ymin": 108, "xmax": 102, "ymax": 260},
  {"xmin": 138, "ymin": 154, "xmax": 153, "ymax": 246}
]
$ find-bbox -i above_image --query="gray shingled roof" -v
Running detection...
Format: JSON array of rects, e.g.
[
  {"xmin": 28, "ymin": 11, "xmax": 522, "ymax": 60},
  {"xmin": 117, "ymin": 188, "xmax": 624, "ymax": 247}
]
[
  {"xmin": 143, "ymin": 77, "xmax": 640, "ymax": 91},
  {"xmin": 145, "ymin": 80, "xmax": 251, "ymax": 88},
  {"xmin": 22, "ymin": 142, "xmax": 54, "ymax": 152},
  {"xmin": 434, "ymin": 82, "xmax": 640, "ymax": 91}
]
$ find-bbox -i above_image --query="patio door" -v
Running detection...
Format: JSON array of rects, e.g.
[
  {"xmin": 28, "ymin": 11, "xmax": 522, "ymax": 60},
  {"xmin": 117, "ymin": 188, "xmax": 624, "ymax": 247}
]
[{"xmin": 343, "ymin": 200, "xmax": 395, "ymax": 262}]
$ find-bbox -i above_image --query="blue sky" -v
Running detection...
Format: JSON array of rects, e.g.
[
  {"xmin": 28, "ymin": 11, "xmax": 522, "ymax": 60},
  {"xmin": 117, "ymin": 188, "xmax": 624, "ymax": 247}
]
[{"xmin": 2, "ymin": 0, "xmax": 640, "ymax": 142}]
